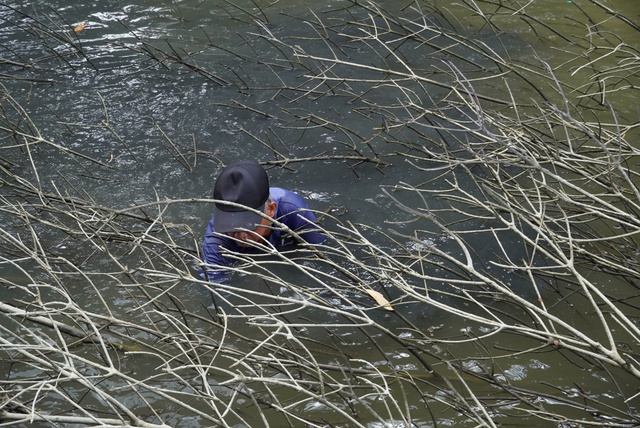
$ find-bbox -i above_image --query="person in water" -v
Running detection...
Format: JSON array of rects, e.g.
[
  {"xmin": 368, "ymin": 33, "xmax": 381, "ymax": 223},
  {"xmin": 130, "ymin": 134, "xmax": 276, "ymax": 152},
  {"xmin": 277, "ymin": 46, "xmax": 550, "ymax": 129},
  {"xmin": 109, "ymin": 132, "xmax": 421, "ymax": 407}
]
[{"xmin": 200, "ymin": 160, "xmax": 325, "ymax": 280}]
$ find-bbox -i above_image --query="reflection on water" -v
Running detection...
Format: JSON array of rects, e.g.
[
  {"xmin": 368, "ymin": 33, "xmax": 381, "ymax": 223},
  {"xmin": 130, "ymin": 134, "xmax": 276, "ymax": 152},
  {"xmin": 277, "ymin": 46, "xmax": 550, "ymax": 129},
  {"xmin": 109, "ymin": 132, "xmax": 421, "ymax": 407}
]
[{"xmin": 1, "ymin": 0, "xmax": 638, "ymax": 426}]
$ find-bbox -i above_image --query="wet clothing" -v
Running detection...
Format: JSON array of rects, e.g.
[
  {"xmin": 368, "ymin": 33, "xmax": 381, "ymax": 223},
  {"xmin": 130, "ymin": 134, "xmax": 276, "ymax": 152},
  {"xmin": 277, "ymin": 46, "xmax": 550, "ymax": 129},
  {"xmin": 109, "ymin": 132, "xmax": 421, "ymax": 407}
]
[{"xmin": 201, "ymin": 187, "xmax": 325, "ymax": 280}]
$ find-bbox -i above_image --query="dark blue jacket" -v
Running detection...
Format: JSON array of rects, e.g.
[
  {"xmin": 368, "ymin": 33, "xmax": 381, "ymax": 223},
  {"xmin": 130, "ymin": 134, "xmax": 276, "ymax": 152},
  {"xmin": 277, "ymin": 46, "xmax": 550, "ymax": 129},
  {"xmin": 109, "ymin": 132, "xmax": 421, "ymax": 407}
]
[{"xmin": 201, "ymin": 187, "xmax": 325, "ymax": 280}]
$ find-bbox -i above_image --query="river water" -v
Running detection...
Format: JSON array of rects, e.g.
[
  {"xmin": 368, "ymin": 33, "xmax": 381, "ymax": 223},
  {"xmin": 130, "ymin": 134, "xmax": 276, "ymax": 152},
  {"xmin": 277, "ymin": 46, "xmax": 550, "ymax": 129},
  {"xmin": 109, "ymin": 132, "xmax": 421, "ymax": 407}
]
[{"xmin": 1, "ymin": 0, "xmax": 639, "ymax": 427}]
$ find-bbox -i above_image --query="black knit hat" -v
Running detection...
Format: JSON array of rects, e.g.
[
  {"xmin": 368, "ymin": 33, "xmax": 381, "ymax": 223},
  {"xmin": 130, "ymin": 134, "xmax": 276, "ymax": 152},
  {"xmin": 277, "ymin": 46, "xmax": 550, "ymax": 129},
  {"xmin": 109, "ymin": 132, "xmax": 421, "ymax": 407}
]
[{"xmin": 213, "ymin": 160, "xmax": 269, "ymax": 233}]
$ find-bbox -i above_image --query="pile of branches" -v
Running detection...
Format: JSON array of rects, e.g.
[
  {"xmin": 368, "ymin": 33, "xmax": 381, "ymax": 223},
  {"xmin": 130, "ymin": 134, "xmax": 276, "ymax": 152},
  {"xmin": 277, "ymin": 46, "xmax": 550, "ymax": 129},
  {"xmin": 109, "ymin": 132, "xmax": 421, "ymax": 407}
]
[{"xmin": 1, "ymin": 0, "xmax": 638, "ymax": 426}]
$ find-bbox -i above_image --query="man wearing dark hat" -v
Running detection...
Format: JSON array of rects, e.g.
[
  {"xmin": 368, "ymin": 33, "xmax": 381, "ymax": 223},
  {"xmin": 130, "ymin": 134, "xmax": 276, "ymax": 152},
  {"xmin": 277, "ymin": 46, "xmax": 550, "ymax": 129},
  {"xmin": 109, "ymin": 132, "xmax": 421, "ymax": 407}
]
[{"xmin": 201, "ymin": 160, "xmax": 325, "ymax": 280}]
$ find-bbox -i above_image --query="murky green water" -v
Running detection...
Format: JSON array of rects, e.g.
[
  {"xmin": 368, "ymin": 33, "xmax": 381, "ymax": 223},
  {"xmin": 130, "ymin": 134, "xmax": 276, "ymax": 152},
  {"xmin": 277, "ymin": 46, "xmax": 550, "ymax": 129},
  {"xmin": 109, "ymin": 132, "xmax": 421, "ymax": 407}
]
[{"xmin": 1, "ymin": 0, "xmax": 638, "ymax": 426}]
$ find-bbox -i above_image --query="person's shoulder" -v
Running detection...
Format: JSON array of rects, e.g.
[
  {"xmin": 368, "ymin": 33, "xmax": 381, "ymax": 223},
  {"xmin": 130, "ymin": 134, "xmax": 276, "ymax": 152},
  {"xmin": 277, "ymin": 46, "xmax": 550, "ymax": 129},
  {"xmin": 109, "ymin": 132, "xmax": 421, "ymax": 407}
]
[
  {"xmin": 269, "ymin": 187, "xmax": 287, "ymax": 201},
  {"xmin": 203, "ymin": 216, "xmax": 231, "ymax": 244},
  {"xmin": 271, "ymin": 187, "xmax": 308, "ymax": 208}
]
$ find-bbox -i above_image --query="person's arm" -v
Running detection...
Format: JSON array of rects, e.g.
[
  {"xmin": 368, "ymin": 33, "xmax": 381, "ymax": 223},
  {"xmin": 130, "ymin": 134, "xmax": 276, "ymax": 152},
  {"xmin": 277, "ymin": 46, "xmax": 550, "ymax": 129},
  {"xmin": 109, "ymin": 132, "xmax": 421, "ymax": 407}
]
[{"xmin": 200, "ymin": 217, "xmax": 235, "ymax": 281}]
